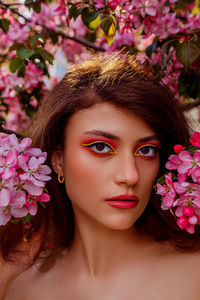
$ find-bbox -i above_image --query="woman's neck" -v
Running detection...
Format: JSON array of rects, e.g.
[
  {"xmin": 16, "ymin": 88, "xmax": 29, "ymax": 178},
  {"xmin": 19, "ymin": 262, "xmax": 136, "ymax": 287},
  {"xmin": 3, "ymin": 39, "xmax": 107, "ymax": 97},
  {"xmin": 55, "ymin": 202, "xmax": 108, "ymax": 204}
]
[{"xmin": 68, "ymin": 213, "xmax": 151, "ymax": 278}]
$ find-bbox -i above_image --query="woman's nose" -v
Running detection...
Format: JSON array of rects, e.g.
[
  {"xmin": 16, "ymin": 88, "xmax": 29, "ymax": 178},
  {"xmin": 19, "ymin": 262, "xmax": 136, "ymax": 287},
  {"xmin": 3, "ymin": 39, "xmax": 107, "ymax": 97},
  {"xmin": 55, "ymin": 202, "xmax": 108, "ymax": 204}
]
[{"xmin": 114, "ymin": 154, "xmax": 139, "ymax": 187}]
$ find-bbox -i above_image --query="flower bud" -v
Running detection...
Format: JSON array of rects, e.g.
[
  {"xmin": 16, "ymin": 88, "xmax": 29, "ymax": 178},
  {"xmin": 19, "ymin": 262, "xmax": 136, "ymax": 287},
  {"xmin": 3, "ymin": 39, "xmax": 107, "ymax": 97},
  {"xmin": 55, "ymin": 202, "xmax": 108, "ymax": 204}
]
[
  {"xmin": 177, "ymin": 216, "xmax": 188, "ymax": 229},
  {"xmin": 174, "ymin": 144, "xmax": 183, "ymax": 153},
  {"xmin": 188, "ymin": 215, "xmax": 198, "ymax": 225},
  {"xmin": 183, "ymin": 206, "xmax": 194, "ymax": 217}
]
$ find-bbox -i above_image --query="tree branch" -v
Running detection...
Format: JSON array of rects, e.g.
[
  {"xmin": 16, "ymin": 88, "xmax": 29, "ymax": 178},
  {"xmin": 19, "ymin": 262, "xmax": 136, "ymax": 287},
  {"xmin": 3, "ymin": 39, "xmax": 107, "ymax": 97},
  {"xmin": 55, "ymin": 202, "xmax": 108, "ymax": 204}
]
[
  {"xmin": 0, "ymin": 0, "xmax": 105, "ymax": 52},
  {"xmin": 56, "ymin": 30, "xmax": 105, "ymax": 52},
  {"xmin": 0, "ymin": 0, "xmax": 44, "ymax": 7},
  {"xmin": 0, "ymin": 0, "xmax": 30, "ymax": 21},
  {"xmin": 0, "ymin": 122, "xmax": 24, "ymax": 139}
]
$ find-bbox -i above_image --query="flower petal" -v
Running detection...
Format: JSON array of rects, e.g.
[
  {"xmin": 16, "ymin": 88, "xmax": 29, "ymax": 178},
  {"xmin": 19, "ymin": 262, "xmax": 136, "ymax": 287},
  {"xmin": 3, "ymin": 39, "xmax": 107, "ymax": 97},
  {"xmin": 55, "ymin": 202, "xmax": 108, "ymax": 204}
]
[{"xmin": 0, "ymin": 188, "xmax": 10, "ymax": 206}]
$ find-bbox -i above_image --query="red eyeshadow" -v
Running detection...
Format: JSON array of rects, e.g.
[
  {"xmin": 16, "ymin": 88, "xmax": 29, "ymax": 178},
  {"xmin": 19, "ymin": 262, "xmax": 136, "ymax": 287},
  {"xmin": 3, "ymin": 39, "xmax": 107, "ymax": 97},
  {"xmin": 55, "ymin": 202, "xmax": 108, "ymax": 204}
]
[
  {"xmin": 134, "ymin": 141, "xmax": 160, "ymax": 153},
  {"xmin": 80, "ymin": 137, "xmax": 117, "ymax": 150}
]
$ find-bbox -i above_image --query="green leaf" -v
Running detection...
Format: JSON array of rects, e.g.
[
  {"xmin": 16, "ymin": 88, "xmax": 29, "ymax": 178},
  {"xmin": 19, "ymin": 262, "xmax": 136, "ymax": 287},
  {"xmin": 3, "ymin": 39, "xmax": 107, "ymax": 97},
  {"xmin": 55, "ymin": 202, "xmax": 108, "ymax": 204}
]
[
  {"xmin": 161, "ymin": 39, "xmax": 179, "ymax": 65},
  {"xmin": 32, "ymin": 2, "xmax": 41, "ymax": 13},
  {"xmin": 9, "ymin": 58, "xmax": 23, "ymax": 73},
  {"xmin": 9, "ymin": 42, "xmax": 24, "ymax": 51},
  {"xmin": 176, "ymin": 41, "xmax": 200, "ymax": 69},
  {"xmin": 17, "ymin": 63, "xmax": 26, "ymax": 78},
  {"xmin": 178, "ymin": 69, "xmax": 199, "ymax": 99},
  {"xmin": 30, "ymin": 33, "xmax": 41, "ymax": 47},
  {"xmin": 156, "ymin": 175, "xmax": 166, "ymax": 185},
  {"xmin": 84, "ymin": 31, "xmax": 97, "ymax": 43},
  {"xmin": 25, "ymin": 0, "xmax": 41, "ymax": 12},
  {"xmin": 100, "ymin": 16, "xmax": 113, "ymax": 35},
  {"xmin": 35, "ymin": 48, "xmax": 54, "ymax": 64},
  {"xmin": 0, "ymin": 18, "xmax": 10, "ymax": 33},
  {"xmin": 17, "ymin": 48, "xmax": 35, "ymax": 59},
  {"xmin": 22, "ymin": 213, "xmax": 33, "ymax": 223},
  {"xmin": 187, "ymin": 145, "xmax": 198, "ymax": 154},
  {"xmin": 69, "ymin": 4, "xmax": 81, "ymax": 20},
  {"xmin": 49, "ymin": 31, "xmax": 59, "ymax": 45},
  {"xmin": 100, "ymin": 16, "xmax": 116, "ymax": 45},
  {"xmin": 89, "ymin": 14, "xmax": 100, "ymax": 30},
  {"xmin": 81, "ymin": 8, "xmax": 100, "ymax": 30}
]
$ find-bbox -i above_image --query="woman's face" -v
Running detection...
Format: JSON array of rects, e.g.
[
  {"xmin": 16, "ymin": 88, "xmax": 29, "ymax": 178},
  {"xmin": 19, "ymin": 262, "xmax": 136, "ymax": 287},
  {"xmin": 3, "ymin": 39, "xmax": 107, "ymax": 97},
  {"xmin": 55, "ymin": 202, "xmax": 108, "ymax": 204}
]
[{"xmin": 53, "ymin": 102, "xmax": 160, "ymax": 230}]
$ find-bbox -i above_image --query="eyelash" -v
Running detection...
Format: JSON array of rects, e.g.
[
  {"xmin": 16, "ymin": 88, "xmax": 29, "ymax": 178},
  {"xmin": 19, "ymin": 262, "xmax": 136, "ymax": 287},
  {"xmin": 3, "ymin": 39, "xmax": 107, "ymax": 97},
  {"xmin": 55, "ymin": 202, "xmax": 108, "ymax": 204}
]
[
  {"xmin": 134, "ymin": 144, "xmax": 159, "ymax": 159},
  {"xmin": 81, "ymin": 141, "xmax": 159, "ymax": 159},
  {"xmin": 81, "ymin": 141, "xmax": 117, "ymax": 155}
]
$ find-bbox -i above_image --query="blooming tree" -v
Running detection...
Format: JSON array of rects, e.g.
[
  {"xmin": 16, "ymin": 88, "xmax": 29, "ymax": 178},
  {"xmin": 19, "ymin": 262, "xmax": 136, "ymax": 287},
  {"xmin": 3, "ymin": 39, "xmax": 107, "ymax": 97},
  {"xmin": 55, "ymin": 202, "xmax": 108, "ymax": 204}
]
[{"xmin": 0, "ymin": 0, "xmax": 200, "ymax": 131}]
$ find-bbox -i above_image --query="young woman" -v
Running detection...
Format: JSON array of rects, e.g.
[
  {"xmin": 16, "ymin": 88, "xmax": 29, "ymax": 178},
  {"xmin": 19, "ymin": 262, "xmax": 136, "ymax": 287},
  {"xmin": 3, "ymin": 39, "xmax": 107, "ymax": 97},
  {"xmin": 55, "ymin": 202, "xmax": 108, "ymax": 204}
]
[{"xmin": 4, "ymin": 53, "xmax": 200, "ymax": 299}]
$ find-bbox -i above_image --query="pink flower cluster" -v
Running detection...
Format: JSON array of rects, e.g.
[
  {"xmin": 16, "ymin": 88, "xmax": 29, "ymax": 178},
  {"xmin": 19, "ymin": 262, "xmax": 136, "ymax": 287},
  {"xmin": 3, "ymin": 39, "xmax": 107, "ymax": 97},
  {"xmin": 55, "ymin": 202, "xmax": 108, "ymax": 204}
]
[
  {"xmin": 0, "ymin": 61, "xmax": 47, "ymax": 131},
  {"xmin": 156, "ymin": 132, "xmax": 200, "ymax": 234},
  {"xmin": 0, "ymin": 10, "xmax": 30, "ymax": 49},
  {"xmin": 31, "ymin": 3, "xmax": 67, "ymax": 30},
  {"xmin": 0, "ymin": 133, "xmax": 51, "ymax": 226}
]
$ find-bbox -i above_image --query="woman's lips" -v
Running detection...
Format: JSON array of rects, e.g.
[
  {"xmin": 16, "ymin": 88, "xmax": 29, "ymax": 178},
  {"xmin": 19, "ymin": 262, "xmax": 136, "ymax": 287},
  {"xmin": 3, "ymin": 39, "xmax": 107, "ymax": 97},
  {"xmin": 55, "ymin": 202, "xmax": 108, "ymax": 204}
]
[{"xmin": 105, "ymin": 194, "xmax": 139, "ymax": 209}]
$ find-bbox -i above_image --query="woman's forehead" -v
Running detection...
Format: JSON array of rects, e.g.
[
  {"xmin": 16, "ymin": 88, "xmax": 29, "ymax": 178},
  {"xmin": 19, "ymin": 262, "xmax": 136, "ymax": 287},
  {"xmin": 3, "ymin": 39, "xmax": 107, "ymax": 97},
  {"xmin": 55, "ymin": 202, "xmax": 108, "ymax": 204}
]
[{"xmin": 65, "ymin": 102, "xmax": 158, "ymax": 142}]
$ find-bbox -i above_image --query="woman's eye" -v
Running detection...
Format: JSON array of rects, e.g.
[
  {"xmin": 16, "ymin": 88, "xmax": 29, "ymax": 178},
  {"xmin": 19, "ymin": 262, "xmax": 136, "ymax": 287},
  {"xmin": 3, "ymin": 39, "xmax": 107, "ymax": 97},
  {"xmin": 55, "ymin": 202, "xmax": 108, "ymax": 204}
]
[
  {"xmin": 135, "ymin": 145, "xmax": 159, "ymax": 158},
  {"xmin": 81, "ymin": 142, "xmax": 116, "ymax": 154}
]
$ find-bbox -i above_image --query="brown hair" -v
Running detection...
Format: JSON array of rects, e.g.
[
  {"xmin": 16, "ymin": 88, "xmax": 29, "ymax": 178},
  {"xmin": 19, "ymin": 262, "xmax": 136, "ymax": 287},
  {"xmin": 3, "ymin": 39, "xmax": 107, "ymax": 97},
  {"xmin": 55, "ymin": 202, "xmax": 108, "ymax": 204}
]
[{"xmin": 1, "ymin": 52, "xmax": 200, "ymax": 263}]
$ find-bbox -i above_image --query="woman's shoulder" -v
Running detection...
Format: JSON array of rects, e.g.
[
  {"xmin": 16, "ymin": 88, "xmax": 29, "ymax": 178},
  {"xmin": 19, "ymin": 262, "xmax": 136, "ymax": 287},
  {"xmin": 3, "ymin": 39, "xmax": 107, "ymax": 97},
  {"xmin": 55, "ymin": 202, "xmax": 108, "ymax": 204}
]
[
  {"xmin": 4, "ymin": 244, "xmax": 200, "ymax": 300},
  {"xmin": 5, "ymin": 265, "xmax": 40, "ymax": 300},
  {"xmin": 4, "ymin": 248, "xmax": 68, "ymax": 300}
]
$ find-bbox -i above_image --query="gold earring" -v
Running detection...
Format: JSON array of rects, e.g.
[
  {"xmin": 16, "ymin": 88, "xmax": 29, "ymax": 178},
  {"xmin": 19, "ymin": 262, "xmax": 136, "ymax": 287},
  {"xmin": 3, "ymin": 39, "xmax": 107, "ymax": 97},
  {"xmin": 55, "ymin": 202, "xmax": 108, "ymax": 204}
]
[{"xmin": 58, "ymin": 173, "xmax": 64, "ymax": 183}]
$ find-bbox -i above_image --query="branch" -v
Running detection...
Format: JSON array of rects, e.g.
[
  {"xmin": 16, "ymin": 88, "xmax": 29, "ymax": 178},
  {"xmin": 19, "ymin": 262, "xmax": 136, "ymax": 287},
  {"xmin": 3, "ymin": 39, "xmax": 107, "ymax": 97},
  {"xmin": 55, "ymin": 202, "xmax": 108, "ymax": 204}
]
[
  {"xmin": 0, "ymin": 0, "xmax": 105, "ymax": 51},
  {"xmin": 0, "ymin": 0, "xmax": 44, "ymax": 7},
  {"xmin": 0, "ymin": 0, "xmax": 30, "ymax": 21},
  {"xmin": 0, "ymin": 54, "xmax": 8, "ymax": 65},
  {"xmin": 0, "ymin": 122, "xmax": 24, "ymax": 139},
  {"xmin": 56, "ymin": 30, "xmax": 105, "ymax": 52}
]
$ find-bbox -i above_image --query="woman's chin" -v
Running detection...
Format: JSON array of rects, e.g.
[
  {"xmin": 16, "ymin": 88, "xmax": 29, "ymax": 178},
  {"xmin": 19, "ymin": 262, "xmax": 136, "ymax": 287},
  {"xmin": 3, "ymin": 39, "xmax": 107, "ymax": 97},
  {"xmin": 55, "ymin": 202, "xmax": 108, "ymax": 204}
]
[{"xmin": 100, "ymin": 214, "xmax": 138, "ymax": 231}]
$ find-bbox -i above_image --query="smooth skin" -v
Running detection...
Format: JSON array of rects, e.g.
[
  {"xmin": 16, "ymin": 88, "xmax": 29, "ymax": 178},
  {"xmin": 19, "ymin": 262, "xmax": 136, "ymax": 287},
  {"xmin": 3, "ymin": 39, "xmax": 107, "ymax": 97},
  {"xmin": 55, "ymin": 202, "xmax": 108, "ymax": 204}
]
[{"xmin": 5, "ymin": 103, "xmax": 200, "ymax": 300}]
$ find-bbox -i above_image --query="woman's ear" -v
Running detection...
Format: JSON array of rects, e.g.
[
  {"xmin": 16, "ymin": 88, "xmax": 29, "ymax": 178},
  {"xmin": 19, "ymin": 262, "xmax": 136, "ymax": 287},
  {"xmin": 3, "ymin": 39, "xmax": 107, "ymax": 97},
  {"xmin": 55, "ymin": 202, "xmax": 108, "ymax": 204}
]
[{"xmin": 51, "ymin": 150, "xmax": 64, "ymax": 176}]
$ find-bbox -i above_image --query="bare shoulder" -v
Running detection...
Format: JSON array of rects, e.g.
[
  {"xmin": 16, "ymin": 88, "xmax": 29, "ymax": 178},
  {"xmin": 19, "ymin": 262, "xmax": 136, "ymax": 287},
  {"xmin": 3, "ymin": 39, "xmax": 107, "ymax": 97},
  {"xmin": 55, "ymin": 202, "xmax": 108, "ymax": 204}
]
[
  {"xmin": 4, "ymin": 248, "xmax": 69, "ymax": 300},
  {"xmin": 154, "ymin": 244, "xmax": 200, "ymax": 299},
  {"xmin": 4, "ymin": 264, "xmax": 44, "ymax": 300}
]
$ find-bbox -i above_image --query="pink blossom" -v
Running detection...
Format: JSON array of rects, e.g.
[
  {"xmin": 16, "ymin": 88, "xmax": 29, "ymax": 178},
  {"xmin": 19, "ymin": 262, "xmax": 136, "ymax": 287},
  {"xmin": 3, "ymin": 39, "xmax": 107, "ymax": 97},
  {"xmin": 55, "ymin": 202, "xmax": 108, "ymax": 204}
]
[
  {"xmin": 31, "ymin": 3, "xmax": 63, "ymax": 30},
  {"xmin": 174, "ymin": 193, "xmax": 200, "ymax": 234},
  {"xmin": 54, "ymin": 0, "xmax": 69, "ymax": 15},
  {"xmin": 18, "ymin": 154, "xmax": 51, "ymax": 187},
  {"xmin": 156, "ymin": 173, "xmax": 176, "ymax": 209},
  {"xmin": 26, "ymin": 192, "xmax": 50, "ymax": 216},
  {"xmin": 133, "ymin": 0, "xmax": 159, "ymax": 18},
  {"xmin": 144, "ymin": 13, "xmax": 179, "ymax": 39},
  {"xmin": 109, "ymin": 32, "xmax": 135, "ymax": 51},
  {"xmin": 95, "ymin": 0, "xmax": 106, "ymax": 9},
  {"xmin": 0, "ymin": 189, "xmax": 27, "ymax": 225},
  {"xmin": 0, "ymin": 12, "xmax": 29, "ymax": 48},
  {"xmin": 23, "ymin": 62, "xmax": 44, "ymax": 91},
  {"xmin": 166, "ymin": 154, "xmax": 181, "ymax": 171},
  {"xmin": 173, "ymin": 182, "xmax": 200, "ymax": 208},
  {"xmin": 0, "ymin": 187, "xmax": 10, "ymax": 207},
  {"xmin": 0, "ymin": 133, "xmax": 51, "ymax": 225},
  {"xmin": 8, "ymin": 134, "xmax": 32, "ymax": 153},
  {"xmin": 177, "ymin": 150, "xmax": 200, "ymax": 180},
  {"xmin": 108, "ymin": 0, "xmax": 121, "ymax": 10},
  {"xmin": 190, "ymin": 132, "xmax": 200, "ymax": 148},
  {"xmin": 0, "ymin": 148, "xmax": 18, "ymax": 180}
]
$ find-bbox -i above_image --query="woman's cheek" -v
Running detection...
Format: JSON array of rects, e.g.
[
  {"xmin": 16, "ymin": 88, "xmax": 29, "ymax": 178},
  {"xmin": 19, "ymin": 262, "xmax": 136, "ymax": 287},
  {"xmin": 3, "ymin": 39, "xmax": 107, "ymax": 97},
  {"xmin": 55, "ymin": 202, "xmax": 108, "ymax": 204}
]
[{"xmin": 63, "ymin": 149, "xmax": 101, "ymax": 199}]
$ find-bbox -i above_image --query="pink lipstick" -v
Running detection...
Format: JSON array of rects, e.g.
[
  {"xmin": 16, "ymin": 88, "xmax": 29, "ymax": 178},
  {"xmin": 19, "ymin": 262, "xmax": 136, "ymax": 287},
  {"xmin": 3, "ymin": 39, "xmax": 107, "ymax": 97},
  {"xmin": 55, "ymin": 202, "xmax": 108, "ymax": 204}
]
[{"xmin": 105, "ymin": 194, "xmax": 139, "ymax": 209}]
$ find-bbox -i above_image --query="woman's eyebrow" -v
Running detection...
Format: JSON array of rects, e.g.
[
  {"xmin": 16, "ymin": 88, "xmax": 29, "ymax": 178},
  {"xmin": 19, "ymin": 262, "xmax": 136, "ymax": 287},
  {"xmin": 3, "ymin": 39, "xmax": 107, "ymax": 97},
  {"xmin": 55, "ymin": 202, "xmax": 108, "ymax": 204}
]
[
  {"xmin": 83, "ymin": 131, "xmax": 159, "ymax": 143},
  {"xmin": 137, "ymin": 135, "xmax": 159, "ymax": 143},
  {"xmin": 83, "ymin": 130, "xmax": 120, "ymax": 141}
]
